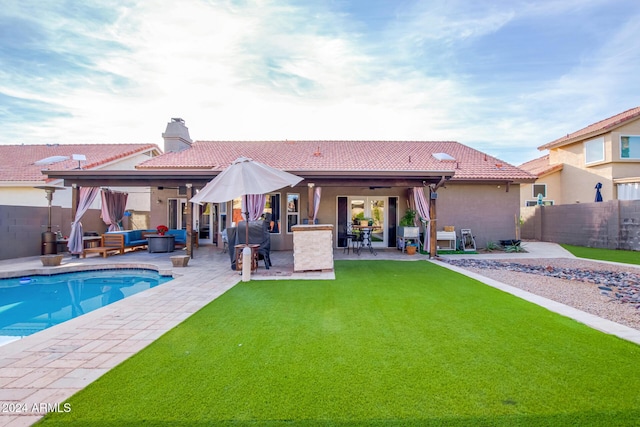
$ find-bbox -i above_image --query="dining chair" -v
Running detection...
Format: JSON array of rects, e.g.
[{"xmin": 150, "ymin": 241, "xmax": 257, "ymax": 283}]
[{"xmin": 343, "ymin": 223, "xmax": 359, "ymax": 254}]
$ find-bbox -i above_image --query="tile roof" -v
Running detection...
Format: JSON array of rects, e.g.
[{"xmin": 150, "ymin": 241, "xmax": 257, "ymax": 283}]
[
  {"xmin": 540, "ymin": 106, "xmax": 640, "ymax": 150},
  {"xmin": 0, "ymin": 144, "xmax": 160, "ymax": 183},
  {"xmin": 138, "ymin": 140, "xmax": 535, "ymax": 181},
  {"xmin": 518, "ymin": 154, "xmax": 563, "ymax": 177}
]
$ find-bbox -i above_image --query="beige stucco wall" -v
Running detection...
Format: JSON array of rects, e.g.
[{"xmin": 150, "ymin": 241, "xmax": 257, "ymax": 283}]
[
  {"xmin": 519, "ymin": 170, "xmax": 563, "ymax": 207},
  {"xmin": 437, "ymin": 183, "xmax": 521, "ymax": 247}
]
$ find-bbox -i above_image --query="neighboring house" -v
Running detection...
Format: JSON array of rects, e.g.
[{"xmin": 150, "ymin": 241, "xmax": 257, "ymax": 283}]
[
  {"xmin": 45, "ymin": 119, "xmax": 535, "ymax": 252},
  {"xmin": 520, "ymin": 106, "xmax": 640, "ymax": 205},
  {"xmin": 518, "ymin": 154, "xmax": 563, "ymax": 206},
  {"xmin": 0, "ymin": 143, "xmax": 161, "ymax": 259}
]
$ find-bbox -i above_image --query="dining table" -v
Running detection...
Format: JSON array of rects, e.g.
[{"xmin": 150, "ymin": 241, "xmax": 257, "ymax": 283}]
[{"xmin": 352, "ymin": 224, "xmax": 381, "ymax": 255}]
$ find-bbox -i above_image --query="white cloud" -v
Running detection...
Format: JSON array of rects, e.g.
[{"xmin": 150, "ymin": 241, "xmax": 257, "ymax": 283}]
[{"xmin": 1, "ymin": 0, "xmax": 639, "ymax": 166}]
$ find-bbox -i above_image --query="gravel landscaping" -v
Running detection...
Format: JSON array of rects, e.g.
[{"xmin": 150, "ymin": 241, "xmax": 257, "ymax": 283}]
[{"xmin": 444, "ymin": 257, "xmax": 640, "ymax": 331}]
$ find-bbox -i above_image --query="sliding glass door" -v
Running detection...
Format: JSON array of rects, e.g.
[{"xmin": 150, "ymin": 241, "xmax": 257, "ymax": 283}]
[{"xmin": 349, "ymin": 196, "xmax": 387, "ymax": 247}]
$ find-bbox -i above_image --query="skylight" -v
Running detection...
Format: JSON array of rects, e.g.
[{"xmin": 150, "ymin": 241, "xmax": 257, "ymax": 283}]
[
  {"xmin": 34, "ymin": 155, "xmax": 70, "ymax": 165},
  {"xmin": 432, "ymin": 152, "xmax": 455, "ymax": 161}
]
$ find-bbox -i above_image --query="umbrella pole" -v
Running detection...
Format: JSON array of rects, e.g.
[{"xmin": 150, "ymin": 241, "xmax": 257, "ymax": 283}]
[
  {"xmin": 242, "ymin": 194, "xmax": 252, "ymax": 281},
  {"xmin": 245, "ymin": 194, "xmax": 250, "ymax": 245}
]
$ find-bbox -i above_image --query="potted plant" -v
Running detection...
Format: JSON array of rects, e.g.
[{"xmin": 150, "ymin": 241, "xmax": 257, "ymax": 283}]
[
  {"xmin": 398, "ymin": 209, "xmax": 420, "ymax": 255},
  {"xmin": 398, "ymin": 209, "xmax": 419, "ymax": 238},
  {"xmin": 406, "ymin": 243, "xmax": 418, "ymax": 255},
  {"xmin": 156, "ymin": 225, "xmax": 168, "ymax": 236},
  {"xmin": 399, "ymin": 209, "xmax": 417, "ymax": 227}
]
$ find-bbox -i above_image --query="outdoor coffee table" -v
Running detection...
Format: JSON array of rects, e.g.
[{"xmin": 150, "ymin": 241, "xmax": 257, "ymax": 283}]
[{"xmin": 147, "ymin": 234, "xmax": 176, "ymax": 253}]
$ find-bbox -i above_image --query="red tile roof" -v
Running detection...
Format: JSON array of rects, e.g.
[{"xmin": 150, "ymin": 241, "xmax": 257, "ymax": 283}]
[
  {"xmin": 0, "ymin": 144, "xmax": 160, "ymax": 183},
  {"xmin": 518, "ymin": 154, "xmax": 563, "ymax": 177},
  {"xmin": 138, "ymin": 140, "xmax": 535, "ymax": 181},
  {"xmin": 540, "ymin": 106, "xmax": 640, "ymax": 150}
]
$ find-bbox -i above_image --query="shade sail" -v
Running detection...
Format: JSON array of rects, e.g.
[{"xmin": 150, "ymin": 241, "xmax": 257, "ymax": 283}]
[{"xmin": 190, "ymin": 157, "xmax": 303, "ymax": 204}]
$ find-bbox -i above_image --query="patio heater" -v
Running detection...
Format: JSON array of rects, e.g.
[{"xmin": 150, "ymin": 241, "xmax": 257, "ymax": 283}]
[{"xmin": 35, "ymin": 185, "xmax": 65, "ymax": 255}]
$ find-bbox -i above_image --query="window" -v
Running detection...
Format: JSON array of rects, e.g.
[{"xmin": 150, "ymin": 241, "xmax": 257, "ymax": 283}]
[
  {"xmin": 532, "ymin": 184, "xmax": 547, "ymax": 198},
  {"xmin": 617, "ymin": 183, "xmax": 640, "ymax": 200},
  {"xmin": 264, "ymin": 193, "xmax": 281, "ymax": 233},
  {"xmin": 286, "ymin": 193, "xmax": 299, "ymax": 233},
  {"xmin": 621, "ymin": 136, "xmax": 640, "ymax": 159},
  {"xmin": 585, "ymin": 137, "xmax": 605, "ymax": 164},
  {"xmin": 167, "ymin": 198, "xmax": 187, "ymax": 229},
  {"xmin": 525, "ymin": 200, "xmax": 554, "ymax": 207},
  {"xmin": 219, "ymin": 201, "xmax": 227, "ymax": 232}
]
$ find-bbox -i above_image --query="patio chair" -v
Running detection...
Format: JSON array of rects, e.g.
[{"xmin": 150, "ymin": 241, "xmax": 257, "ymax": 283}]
[
  {"xmin": 343, "ymin": 223, "xmax": 359, "ymax": 254},
  {"xmin": 460, "ymin": 229, "xmax": 476, "ymax": 252},
  {"xmin": 221, "ymin": 229, "xmax": 229, "ymax": 253}
]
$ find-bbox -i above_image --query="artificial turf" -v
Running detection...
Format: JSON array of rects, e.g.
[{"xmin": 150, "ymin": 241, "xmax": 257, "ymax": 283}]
[
  {"xmin": 561, "ymin": 243, "xmax": 640, "ymax": 265},
  {"xmin": 39, "ymin": 260, "xmax": 640, "ymax": 426}
]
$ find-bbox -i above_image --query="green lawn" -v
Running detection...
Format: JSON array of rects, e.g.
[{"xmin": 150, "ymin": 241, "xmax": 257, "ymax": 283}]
[
  {"xmin": 561, "ymin": 244, "xmax": 640, "ymax": 265},
  {"xmin": 39, "ymin": 261, "xmax": 640, "ymax": 426}
]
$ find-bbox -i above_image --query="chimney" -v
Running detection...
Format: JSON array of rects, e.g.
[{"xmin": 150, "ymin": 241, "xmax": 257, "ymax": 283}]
[{"xmin": 162, "ymin": 118, "xmax": 192, "ymax": 152}]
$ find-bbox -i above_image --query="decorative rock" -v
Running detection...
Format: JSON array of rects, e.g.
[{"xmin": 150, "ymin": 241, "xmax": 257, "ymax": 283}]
[
  {"xmin": 446, "ymin": 258, "xmax": 640, "ymax": 307},
  {"xmin": 40, "ymin": 254, "xmax": 63, "ymax": 267}
]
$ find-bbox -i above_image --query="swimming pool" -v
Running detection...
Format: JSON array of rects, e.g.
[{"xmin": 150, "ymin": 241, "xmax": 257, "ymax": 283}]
[{"xmin": 0, "ymin": 269, "xmax": 173, "ymax": 346}]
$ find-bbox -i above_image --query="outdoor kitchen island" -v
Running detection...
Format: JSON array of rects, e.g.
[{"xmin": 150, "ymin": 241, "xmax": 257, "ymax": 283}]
[{"xmin": 291, "ymin": 224, "xmax": 334, "ymax": 272}]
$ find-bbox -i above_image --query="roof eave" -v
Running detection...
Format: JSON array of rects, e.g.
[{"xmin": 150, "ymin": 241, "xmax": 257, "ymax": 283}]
[{"xmin": 539, "ymin": 114, "xmax": 640, "ymax": 150}]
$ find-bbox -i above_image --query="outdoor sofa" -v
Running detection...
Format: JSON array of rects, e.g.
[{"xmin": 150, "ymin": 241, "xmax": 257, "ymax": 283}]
[
  {"xmin": 81, "ymin": 229, "xmax": 188, "ymax": 258},
  {"xmin": 104, "ymin": 229, "xmax": 187, "ymax": 247}
]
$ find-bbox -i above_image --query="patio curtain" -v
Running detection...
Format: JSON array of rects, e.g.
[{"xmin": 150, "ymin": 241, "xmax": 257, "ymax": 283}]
[
  {"xmin": 242, "ymin": 194, "xmax": 266, "ymax": 221},
  {"xmin": 410, "ymin": 187, "xmax": 431, "ymax": 251},
  {"xmin": 313, "ymin": 187, "xmax": 322, "ymax": 222},
  {"xmin": 100, "ymin": 189, "xmax": 129, "ymax": 231},
  {"xmin": 68, "ymin": 187, "xmax": 100, "ymax": 255}
]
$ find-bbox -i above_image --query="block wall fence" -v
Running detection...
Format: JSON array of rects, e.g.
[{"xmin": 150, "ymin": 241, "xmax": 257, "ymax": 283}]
[
  {"xmin": 0, "ymin": 206, "xmax": 113, "ymax": 260},
  {"xmin": 520, "ymin": 200, "xmax": 640, "ymax": 251}
]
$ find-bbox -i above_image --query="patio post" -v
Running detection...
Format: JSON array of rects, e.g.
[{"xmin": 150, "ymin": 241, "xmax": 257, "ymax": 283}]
[
  {"xmin": 186, "ymin": 184, "xmax": 193, "ymax": 258},
  {"xmin": 429, "ymin": 176, "xmax": 448, "ymax": 258},
  {"xmin": 71, "ymin": 184, "xmax": 79, "ymax": 225},
  {"xmin": 429, "ymin": 186, "xmax": 437, "ymax": 258},
  {"xmin": 307, "ymin": 182, "xmax": 315, "ymax": 222}
]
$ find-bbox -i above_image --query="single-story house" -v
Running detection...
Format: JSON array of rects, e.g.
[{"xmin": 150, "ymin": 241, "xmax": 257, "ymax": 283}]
[
  {"xmin": 520, "ymin": 106, "xmax": 640, "ymax": 205},
  {"xmin": 44, "ymin": 119, "xmax": 535, "ymax": 254}
]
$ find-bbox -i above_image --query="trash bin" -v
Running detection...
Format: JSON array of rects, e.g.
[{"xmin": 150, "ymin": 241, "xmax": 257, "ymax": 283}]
[{"xmin": 42, "ymin": 231, "xmax": 57, "ymax": 255}]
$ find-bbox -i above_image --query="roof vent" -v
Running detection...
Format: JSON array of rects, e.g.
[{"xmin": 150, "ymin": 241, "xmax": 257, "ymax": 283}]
[{"xmin": 433, "ymin": 152, "xmax": 455, "ymax": 161}]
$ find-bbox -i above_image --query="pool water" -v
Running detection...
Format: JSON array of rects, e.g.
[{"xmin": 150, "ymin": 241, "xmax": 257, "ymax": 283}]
[{"xmin": 0, "ymin": 269, "xmax": 173, "ymax": 346}]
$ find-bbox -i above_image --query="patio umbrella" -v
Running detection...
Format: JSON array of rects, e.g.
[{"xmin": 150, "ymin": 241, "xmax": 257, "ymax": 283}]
[
  {"xmin": 190, "ymin": 157, "xmax": 303, "ymax": 245},
  {"xmin": 595, "ymin": 182, "xmax": 603, "ymax": 202}
]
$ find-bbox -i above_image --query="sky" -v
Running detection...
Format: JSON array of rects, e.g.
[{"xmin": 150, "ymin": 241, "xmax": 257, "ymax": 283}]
[{"xmin": 1, "ymin": 0, "xmax": 639, "ymax": 166}]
